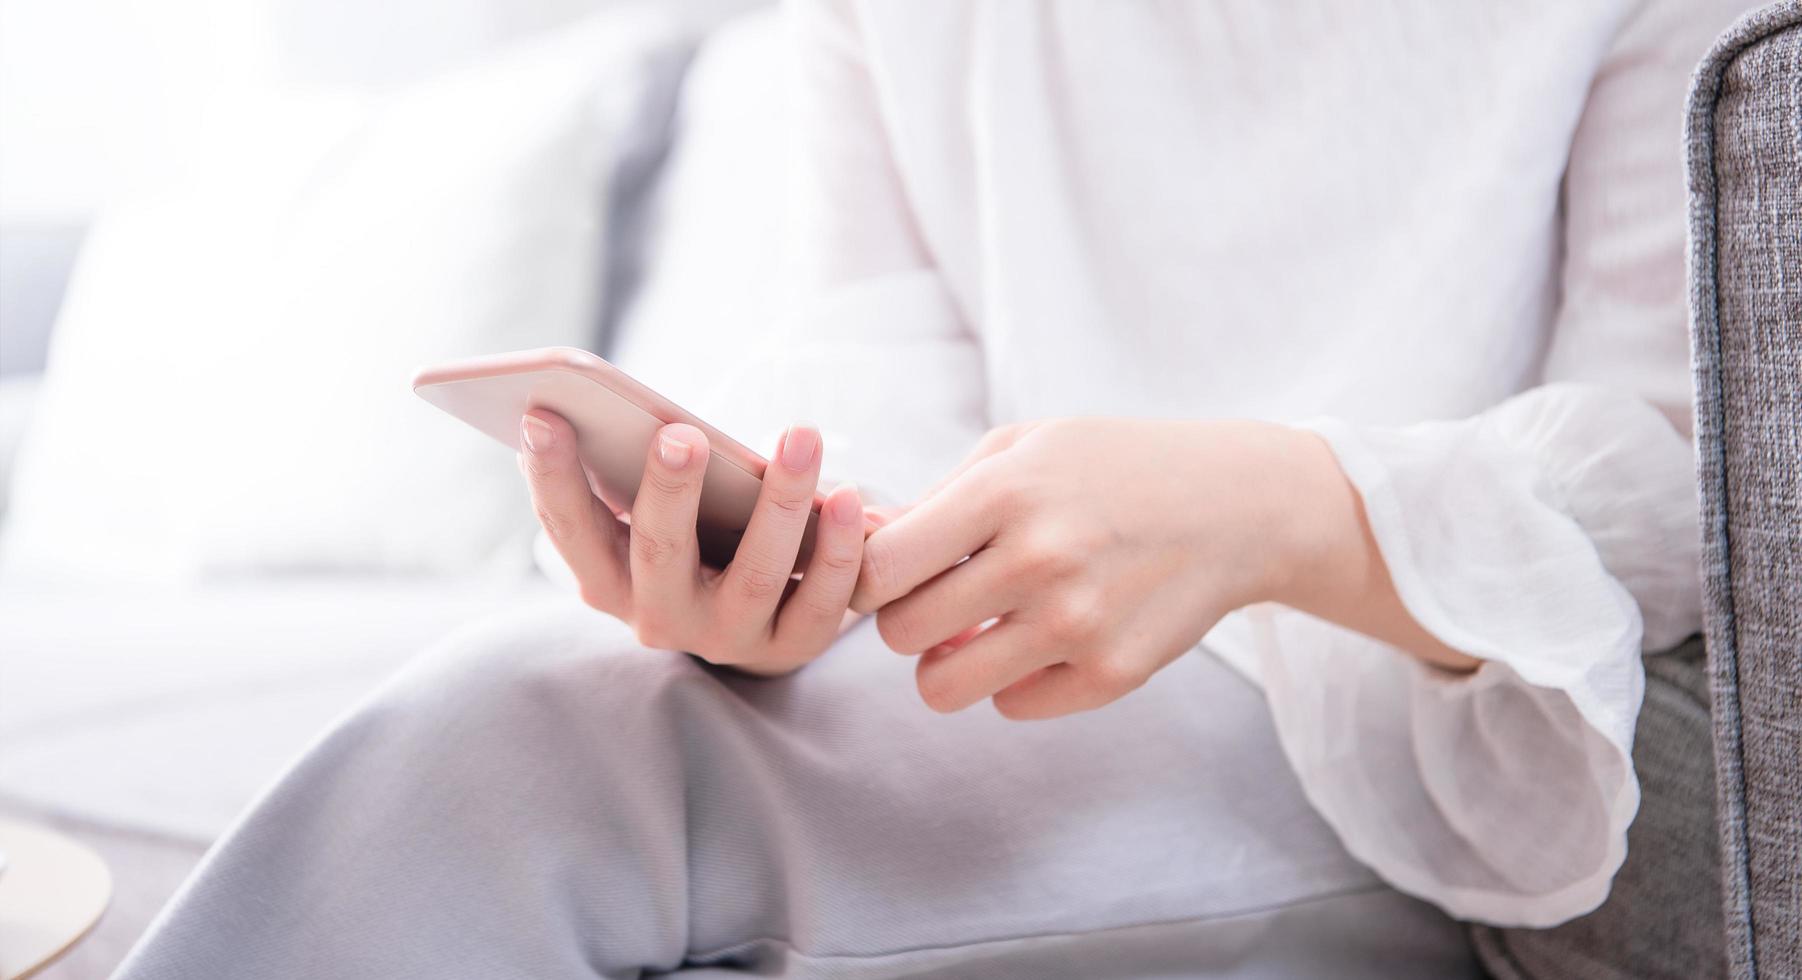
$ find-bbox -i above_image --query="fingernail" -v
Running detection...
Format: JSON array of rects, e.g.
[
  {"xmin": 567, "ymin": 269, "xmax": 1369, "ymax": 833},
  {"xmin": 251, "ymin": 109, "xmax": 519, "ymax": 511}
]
[
  {"xmin": 658, "ymin": 431, "xmax": 694, "ymax": 469},
  {"xmin": 521, "ymin": 415, "xmax": 552, "ymax": 453},
  {"xmin": 780, "ymin": 423, "xmax": 819, "ymax": 471},
  {"xmin": 829, "ymin": 483, "xmax": 861, "ymax": 525}
]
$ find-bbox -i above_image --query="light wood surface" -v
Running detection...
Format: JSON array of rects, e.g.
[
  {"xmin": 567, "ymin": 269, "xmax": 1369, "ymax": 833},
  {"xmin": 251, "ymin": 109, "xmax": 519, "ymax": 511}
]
[{"xmin": 0, "ymin": 818, "xmax": 111, "ymax": 980}]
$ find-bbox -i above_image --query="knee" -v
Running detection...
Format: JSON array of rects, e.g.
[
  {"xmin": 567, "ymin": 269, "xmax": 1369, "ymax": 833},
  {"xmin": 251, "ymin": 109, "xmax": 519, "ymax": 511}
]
[
  {"xmin": 350, "ymin": 603, "xmax": 719, "ymax": 770},
  {"xmin": 216, "ymin": 605, "xmax": 718, "ymax": 936}
]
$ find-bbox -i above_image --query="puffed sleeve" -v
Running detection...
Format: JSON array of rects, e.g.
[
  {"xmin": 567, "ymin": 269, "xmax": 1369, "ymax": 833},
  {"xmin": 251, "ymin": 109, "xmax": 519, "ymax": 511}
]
[
  {"xmin": 1210, "ymin": 0, "xmax": 1730, "ymax": 926},
  {"xmin": 699, "ymin": 0, "xmax": 987, "ymax": 504}
]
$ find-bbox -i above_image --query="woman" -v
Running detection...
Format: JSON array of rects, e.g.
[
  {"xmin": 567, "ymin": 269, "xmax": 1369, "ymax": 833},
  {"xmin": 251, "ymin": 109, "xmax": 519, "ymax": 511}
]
[{"xmin": 117, "ymin": 1, "xmax": 1738, "ymax": 976}]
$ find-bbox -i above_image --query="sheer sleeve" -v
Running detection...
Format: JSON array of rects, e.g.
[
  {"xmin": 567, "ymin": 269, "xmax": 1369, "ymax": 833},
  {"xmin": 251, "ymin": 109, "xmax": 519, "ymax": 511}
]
[{"xmin": 1216, "ymin": 0, "xmax": 1730, "ymax": 926}]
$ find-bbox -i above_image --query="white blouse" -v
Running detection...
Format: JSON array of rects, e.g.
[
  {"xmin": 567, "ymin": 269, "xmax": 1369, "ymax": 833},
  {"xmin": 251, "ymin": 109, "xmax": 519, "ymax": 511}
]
[{"xmin": 707, "ymin": 0, "xmax": 1739, "ymax": 927}]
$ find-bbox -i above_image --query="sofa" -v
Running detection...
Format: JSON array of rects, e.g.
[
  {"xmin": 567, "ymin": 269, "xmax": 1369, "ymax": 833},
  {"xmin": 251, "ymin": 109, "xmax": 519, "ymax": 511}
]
[
  {"xmin": 1687, "ymin": 3, "xmax": 1802, "ymax": 977},
  {"xmin": 2, "ymin": 3, "xmax": 1796, "ymax": 978}
]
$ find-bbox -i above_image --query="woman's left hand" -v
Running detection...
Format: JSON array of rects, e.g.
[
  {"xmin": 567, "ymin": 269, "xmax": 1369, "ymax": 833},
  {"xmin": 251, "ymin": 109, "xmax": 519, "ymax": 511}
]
[{"xmin": 851, "ymin": 418, "xmax": 1476, "ymax": 719}]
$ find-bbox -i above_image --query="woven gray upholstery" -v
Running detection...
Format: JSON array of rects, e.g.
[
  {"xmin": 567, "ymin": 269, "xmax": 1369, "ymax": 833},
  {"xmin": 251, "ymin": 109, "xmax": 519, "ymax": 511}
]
[{"xmin": 1688, "ymin": 2, "xmax": 1802, "ymax": 978}]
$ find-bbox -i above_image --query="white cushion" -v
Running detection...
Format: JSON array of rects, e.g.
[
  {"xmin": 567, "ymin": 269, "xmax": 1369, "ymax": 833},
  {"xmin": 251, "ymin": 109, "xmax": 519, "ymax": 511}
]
[
  {"xmin": 0, "ymin": 8, "xmax": 697, "ymax": 583},
  {"xmin": 609, "ymin": 8, "xmax": 788, "ymax": 444},
  {"xmin": 0, "ymin": 579, "xmax": 563, "ymax": 840},
  {"xmin": 0, "ymin": 376, "xmax": 41, "ymax": 516},
  {"xmin": 533, "ymin": 9, "xmax": 790, "ymax": 586}
]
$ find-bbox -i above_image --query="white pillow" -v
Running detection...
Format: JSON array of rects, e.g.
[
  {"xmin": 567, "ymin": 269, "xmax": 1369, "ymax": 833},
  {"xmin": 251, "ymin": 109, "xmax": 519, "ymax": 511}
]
[
  {"xmin": 609, "ymin": 7, "xmax": 788, "ymax": 447},
  {"xmin": 532, "ymin": 9, "xmax": 790, "ymax": 590},
  {"xmin": 1, "ymin": 8, "xmax": 698, "ymax": 584},
  {"xmin": 0, "ymin": 376, "xmax": 42, "ymax": 516}
]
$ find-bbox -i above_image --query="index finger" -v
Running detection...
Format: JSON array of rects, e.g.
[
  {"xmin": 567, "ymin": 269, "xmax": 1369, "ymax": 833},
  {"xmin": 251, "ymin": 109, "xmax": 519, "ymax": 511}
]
[
  {"xmin": 850, "ymin": 469, "xmax": 1003, "ymax": 614},
  {"xmin": 627, "ymin": 423, "xmax": 708, "ymax": 620}
]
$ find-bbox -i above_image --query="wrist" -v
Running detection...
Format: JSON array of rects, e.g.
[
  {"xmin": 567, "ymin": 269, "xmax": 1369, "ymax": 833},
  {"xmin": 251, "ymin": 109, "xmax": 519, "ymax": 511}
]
[
  {"xmin": 1252, "ymin": 424, "xmax": 1481, "ymax": 672},
  {"xmin": 1251, "ymin": 425, "xmax": 1372, "ymax": 613}
]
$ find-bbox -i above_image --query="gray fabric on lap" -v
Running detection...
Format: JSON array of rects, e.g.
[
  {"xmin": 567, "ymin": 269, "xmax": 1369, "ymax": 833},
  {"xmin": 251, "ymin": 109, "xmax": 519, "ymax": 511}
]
[{"xmin": 1687, "ymin": 2, "xmax": 1802, "ymax": 977}]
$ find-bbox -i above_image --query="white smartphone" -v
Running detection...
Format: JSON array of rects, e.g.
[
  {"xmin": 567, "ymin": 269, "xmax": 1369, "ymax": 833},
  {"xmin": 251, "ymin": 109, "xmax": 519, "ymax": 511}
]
[{"xmin": 413, "ymin": 347, "xmax": 844, "ymax": 568}]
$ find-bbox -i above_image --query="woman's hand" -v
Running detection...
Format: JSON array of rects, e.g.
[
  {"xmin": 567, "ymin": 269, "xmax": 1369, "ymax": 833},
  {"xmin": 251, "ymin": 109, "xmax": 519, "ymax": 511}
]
[
  {"xmin": 520, "ymin": 410, "xmax": 865, "ymax": 676},
  {"xmin": 851, "ymin": 419, "xmax": 1478, "ymax": 719}
]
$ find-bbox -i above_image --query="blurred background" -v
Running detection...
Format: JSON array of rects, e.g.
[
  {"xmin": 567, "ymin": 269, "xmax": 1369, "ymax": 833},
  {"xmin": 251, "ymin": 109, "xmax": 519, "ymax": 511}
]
[{"xmin": 0, "ymin": 0, "xmax": 788, "ymax": 972}]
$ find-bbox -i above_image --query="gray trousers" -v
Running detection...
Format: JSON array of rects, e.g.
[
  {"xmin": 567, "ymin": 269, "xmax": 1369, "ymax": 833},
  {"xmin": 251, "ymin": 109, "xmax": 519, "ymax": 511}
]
[{"xmin": 114, "ymin": 602, "xmax": 1478, "ymax": 979}]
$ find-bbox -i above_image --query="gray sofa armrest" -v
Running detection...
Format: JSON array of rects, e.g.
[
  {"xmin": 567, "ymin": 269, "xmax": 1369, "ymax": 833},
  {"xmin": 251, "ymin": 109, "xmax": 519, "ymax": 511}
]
[{"xmin": 1686, "ymin": 3, "xmax": 1802, "ymax": 978}]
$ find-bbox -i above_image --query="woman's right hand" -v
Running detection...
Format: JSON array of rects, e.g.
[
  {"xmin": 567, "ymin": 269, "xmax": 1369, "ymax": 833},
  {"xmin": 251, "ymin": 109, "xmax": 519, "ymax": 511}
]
[{"xmin": 518, "ymin": 410, "xmax": 866, "ymax": 676}]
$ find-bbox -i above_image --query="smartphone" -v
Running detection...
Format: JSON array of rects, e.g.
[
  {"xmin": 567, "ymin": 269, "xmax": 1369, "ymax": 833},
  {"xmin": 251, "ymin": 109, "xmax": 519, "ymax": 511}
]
[{"xmin": 413, "ymin": 347, "xmax": 830, "ymax": 568}]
